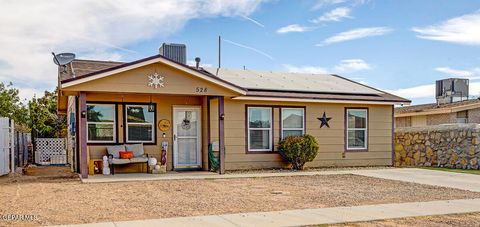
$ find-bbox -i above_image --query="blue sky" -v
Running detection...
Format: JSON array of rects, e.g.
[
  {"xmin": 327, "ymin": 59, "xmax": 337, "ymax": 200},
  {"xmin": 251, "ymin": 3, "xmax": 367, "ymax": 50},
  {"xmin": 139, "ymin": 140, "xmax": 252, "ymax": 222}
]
[{"xmin": 1, "ymin": 0, "xmax": 480, "ymax": 104}]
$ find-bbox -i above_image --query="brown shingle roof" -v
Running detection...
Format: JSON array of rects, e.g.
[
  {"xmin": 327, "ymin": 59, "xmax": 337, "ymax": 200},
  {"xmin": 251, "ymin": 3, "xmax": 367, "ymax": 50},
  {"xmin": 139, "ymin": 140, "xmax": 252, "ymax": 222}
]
[
  {"xmin": 59, "ymin": 56, "xmax": 410, "ymax": 104},
  {"xmin": 395, "ymin": 98, "xmax": 480, "ymax": 114},
  {"xmin": 60, "ymin": 59, "xmax": 124, "ymax": 81}
]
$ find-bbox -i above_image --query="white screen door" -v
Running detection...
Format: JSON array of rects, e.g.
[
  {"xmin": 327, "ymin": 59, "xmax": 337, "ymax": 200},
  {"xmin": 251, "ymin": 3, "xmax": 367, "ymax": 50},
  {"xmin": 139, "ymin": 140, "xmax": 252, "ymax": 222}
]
[{"xmin": 173, "ymin": 107, "xmax": 202, "ymax": 169}]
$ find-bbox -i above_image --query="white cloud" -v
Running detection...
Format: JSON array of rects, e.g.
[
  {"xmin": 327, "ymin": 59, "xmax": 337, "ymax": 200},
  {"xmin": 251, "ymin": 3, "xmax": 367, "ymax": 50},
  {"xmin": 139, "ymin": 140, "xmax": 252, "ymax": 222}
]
[
  {"xmin": 333, "ymin": 59, "xmax": 371, "ymax": 72},
  {"xmin": 283, "ymin": 64, "xmax": 328, "ymax": 74},
  {"xmin": 317, "ymin": 27, "xmax": 393, "ymax": 46},
  {"xmin": 387, "ymin": 84, "xmax": 435, "ymax": 99},
  {"xmin": 311, "ymin": 0, "xmax": 368, "ymax": 10},
  {"xmin": 413, "ymin": 12, "xmax": 480, "ymax": 46},
  {"xmin": 240, "ymin": 15, "xmax": 265, "ymax": 27},
  {"xmin": 276, "ymin": 24, "xmax": 315, "ymax": 34},
  {"xmin": 222, "ymin": 38, "xmax": 274, "ymax": 60},
  {"xmin": 284, "ymin": 58, "xmax": 371, "ymax": 74},
  {"xmin": 0, "ymin": 0, "xmax": 268, "ymax": 100},
  {"xmin": 435, "ymin": 67, "xmax": 480, "ymax": 79},
  {"xmin": 388, "ymin": 81, "xmax": 480, "ymax": 101},
  {"xmin": 311, "ymin": 7, "xmax": 352, "ymax": 23},
  {"xmin": 312, "ymin": 0, "xmax": 346, "ymax": 10}
]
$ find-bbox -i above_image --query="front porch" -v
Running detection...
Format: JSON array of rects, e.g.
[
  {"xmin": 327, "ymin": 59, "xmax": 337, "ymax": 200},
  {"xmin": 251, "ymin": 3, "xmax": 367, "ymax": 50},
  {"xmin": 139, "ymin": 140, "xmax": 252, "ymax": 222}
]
[{"xmin": 74, "ymin": 93, "xmax": 227, "ymax": 178}]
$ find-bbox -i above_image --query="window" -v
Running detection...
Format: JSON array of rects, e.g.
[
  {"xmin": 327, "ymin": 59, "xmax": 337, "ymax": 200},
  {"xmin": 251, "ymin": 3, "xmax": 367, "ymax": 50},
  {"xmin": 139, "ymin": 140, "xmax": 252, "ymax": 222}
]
[
  {"xmin": 281, "ymin": 108, "xmax": 305, "ymax": 138},
  {"xmin": 247, "ymin": 107, "xmax": 272, "ymax": 151},
  {"xmin": 87, "ymin": 104, "xmax": 116, "ymax": 143},
  {"xmin": 346, "ymin": 108, "xmax": 368, "ymax": 150},
  {"xmin": 125, "ymin": 104, "xmax": 155, "ymax": 143},
  {"xmin": 457, "ymin": 111, "xmax": 468, "ymax": 123}
]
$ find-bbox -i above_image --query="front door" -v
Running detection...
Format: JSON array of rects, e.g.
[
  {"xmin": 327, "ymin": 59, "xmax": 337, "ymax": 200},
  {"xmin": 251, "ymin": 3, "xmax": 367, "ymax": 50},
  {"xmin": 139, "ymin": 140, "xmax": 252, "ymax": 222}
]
[{"xmin": 173, "ymin": 107, "xmax": 202, "ymax": 169}]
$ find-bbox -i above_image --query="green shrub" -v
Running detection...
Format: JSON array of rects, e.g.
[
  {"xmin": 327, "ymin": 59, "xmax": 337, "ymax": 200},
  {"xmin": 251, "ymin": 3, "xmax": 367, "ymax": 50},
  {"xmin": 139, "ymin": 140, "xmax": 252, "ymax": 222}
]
[{"xmin": 278, "ymin": 134, "xmax": 319, "ymax": 170}]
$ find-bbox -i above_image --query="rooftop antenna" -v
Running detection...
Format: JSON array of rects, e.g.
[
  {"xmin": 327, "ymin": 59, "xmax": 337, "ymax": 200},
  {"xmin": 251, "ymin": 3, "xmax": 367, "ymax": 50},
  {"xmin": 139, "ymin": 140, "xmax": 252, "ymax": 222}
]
[
  {"xmin": 218, "ymin": 35, "xmax": 221, "ymax": 69},
  {"xmin": 52, "ymin": 52, "xmax": 75, "ymax": 74}
]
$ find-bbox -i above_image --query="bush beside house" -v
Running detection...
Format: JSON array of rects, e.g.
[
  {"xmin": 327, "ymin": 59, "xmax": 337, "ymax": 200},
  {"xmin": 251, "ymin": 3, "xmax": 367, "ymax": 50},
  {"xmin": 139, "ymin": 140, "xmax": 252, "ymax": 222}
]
[{"xmin": 278, "ymin": 134, "xmax": 319, "ymax": 170}]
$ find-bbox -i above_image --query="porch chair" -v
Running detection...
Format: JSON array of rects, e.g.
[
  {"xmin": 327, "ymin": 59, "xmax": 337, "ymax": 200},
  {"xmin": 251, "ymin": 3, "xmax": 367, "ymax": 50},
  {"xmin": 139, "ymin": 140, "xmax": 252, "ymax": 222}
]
[{"xmin": 106, "ymin": 144, "xmax": 149, "ymax": 175}]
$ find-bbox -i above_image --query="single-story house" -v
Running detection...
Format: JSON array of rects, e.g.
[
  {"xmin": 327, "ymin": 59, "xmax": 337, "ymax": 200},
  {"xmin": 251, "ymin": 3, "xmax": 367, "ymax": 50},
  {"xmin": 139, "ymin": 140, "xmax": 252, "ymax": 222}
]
[
  {"xmin": 57, "ymin": 45, "xmax": 410, "ymax": 178},
  {"xmin": 395, "ymin": 98, "xmax": 480, "ymax": 127}
]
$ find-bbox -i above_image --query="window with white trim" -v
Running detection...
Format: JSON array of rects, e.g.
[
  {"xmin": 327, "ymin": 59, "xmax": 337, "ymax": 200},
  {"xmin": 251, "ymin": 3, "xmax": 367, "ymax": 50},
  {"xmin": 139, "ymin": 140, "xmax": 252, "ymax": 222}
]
[
  {"xmin": 281, "ymin": 108, "xmax": 305, "ymax": 139},
  {"xmin": 247, "ymin": 107, "xmax": 272, "ymax": 151},
  {"xmin": 125, "ymin": 104, "xmax": 155, "ymax": 143},
  {"xmin": 346, "ymin": 108, "xmax": 368, "ymax": 150},
  {"xmin": 87, "ymin": 104, "xmax": 116, "ymax": 143}
]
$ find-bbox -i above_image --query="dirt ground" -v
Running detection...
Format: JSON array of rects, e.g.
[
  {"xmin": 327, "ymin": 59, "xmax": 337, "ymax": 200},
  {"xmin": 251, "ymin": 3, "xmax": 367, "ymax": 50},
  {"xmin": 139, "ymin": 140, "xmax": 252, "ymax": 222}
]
[
  {"xmin": 330, "ymin": 212, "xmax": 480, "ymax": 227},
  {"xmin": 1, "ymin": 167, "xmax": 480, "ymax": 226}
]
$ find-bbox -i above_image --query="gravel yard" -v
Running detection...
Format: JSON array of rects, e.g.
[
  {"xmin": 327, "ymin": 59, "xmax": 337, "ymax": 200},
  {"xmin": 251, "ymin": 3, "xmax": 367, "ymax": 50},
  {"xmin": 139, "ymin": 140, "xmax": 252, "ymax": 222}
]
[
  {"xmin": 330, "ymin": 212, "xmax": 480, "ymax": 227},
  {"xmin": 1, "ymin": 170, "xmax": 480, "ymax": 226}
]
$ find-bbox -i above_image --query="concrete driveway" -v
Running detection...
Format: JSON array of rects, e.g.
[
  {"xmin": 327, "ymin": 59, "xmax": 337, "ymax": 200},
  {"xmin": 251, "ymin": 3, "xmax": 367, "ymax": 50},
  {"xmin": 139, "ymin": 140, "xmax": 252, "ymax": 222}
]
[{"xmin": 350, "ymin": 168, "xmax": 480, "ymax": 192}]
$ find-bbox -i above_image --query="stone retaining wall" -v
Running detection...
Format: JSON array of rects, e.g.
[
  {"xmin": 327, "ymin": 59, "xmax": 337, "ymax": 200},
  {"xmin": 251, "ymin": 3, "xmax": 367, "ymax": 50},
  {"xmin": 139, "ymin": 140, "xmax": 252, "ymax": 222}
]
[{"xmin": 394, "ymin": 123, "xmax": 480, "ymax": 169}]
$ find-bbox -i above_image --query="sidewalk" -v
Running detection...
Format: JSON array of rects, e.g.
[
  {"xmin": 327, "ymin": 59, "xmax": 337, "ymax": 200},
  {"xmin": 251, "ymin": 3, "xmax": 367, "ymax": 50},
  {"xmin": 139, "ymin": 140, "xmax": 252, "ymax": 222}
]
[{"xmin": 53, "ymin": 198, "xmax": 480, "ymax": 227}]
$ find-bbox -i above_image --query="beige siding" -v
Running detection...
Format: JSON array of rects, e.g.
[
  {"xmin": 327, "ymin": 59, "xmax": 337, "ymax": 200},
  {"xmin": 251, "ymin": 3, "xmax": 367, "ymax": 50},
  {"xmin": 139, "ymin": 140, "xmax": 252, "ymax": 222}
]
[{"xmin": 222, "ymin": 100, "xmax": 393, "ymax": 170}]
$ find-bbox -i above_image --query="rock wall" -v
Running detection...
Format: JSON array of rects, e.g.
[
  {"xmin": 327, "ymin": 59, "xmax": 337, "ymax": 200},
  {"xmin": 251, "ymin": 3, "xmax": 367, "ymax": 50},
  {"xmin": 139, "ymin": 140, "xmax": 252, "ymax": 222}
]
[{"xmin": 394, "ymin": 123, "xmax": 480, "ymax": 169}]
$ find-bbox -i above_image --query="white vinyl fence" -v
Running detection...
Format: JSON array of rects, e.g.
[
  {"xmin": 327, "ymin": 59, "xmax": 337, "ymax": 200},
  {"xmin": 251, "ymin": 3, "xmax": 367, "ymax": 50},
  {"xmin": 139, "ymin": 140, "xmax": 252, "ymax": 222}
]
[
  {"xmin": 35, "ymin": 138, "xmax": 67, "ymax": 165},
  {"xmin": 0, "ymin": 118, "xmax": 14, "ymax": 176}
]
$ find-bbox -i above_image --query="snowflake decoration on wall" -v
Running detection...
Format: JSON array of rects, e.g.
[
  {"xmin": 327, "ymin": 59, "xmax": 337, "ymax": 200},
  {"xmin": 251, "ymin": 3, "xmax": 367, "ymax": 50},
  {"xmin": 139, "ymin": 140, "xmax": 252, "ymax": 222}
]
[{"xmin": 148, "ymin": 73, "xmax": 165, "ymax": 88}]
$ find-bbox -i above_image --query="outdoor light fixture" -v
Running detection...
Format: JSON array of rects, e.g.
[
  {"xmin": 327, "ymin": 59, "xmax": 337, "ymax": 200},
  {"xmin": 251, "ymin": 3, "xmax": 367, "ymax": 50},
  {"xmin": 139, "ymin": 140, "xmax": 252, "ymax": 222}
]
[
  {"xmin": 220, "ymin": 113, "xmax": 225, "ymax": 120},
  {"xmin": 81, "ymin": 111, "xmax": 86, "ymax": 118}
]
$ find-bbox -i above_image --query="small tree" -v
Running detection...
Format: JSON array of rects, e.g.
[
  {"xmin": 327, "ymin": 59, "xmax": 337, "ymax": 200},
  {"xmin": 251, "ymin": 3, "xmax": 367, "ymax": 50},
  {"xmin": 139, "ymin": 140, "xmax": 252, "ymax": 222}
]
[
  {"xmin": 278, "ymin": 134, "xmax": 319, "ymax": 170},
  {"xmin": 28, "ymin": 88, "xmax": 66, "ymax": 138}
]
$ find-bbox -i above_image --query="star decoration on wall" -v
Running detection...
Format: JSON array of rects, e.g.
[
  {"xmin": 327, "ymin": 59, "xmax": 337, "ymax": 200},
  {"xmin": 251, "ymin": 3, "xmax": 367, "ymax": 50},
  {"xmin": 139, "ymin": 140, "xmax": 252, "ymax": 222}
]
[
  {"xmin": 318, "ymin": 112, "xmax": 332, "ymax": 128},
  {"xmin": 148, "ymin": 72, "xmax": 165, "ymax": 88}
]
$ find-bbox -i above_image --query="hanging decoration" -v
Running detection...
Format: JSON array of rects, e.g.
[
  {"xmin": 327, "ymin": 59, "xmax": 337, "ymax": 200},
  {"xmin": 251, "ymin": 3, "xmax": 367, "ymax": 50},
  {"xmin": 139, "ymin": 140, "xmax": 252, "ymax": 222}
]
[
  {"xmin": 158, "ymin": 119, "xmax": 171, "ymax": 131},
  {"xmin": 318, "ymin": 112, "xmax": 332, "ymax": 128},
  {"xmin": 148, "ymin": 95, "xmax": 155, "ymax": 112},
  {"xmin": 148, "ymin": 72, "xmax": 165, "ymax": 88},
  {"xmin": 181, "ymin": 111, "xmax": 192, "ymax": 130}
]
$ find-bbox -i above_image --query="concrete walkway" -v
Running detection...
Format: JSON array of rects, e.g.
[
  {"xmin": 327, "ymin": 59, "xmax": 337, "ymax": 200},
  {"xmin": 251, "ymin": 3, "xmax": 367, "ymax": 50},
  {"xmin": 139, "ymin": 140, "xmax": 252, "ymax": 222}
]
[
  {"xmin": 351, "ymin": 168, "xmax": 480, "ymax": 192},
  {"xmin": 54, "ymin": 198, "xmax": 480, "ymax": 227},
  {"xmin": 82, "ymin": 168, "xmax": 480, "ymax": 193}
]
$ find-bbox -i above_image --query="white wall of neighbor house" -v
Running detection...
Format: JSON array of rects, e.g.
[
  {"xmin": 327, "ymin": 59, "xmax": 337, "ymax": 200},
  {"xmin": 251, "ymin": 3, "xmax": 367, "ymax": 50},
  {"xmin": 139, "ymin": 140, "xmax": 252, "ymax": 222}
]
[
  {"xmin": 411, "ymin": 115, "xmax": 427, "ymax": 127},
  {"xmin": 66, "ymin": 96, "xmax": 76, "ymax": 172}
]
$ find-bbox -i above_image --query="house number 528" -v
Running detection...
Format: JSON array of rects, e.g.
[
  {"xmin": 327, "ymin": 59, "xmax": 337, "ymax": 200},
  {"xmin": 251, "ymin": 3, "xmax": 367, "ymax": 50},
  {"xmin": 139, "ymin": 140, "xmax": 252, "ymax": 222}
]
[{"xmin": 195, "ymin": 87, "xmax": 208, "ymax": 93}]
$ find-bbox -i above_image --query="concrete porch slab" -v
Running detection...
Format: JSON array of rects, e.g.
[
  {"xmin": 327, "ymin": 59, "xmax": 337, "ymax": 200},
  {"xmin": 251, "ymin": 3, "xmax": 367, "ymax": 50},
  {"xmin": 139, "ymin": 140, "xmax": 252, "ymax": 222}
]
[{"xmin": 80, "ymin": 169, "xmax": 350, "ymax": 183}]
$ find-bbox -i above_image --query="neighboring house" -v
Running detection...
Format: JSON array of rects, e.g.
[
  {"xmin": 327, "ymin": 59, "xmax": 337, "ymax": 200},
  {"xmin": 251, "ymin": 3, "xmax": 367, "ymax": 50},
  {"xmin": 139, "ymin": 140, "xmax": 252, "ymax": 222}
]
[
  {"xmin": 395, "ymin": 98, "xmax": 480, "ymax": 127},
  {"xmin": 56, "ymin": 44, "xmax": 410, "ymax": 178}
]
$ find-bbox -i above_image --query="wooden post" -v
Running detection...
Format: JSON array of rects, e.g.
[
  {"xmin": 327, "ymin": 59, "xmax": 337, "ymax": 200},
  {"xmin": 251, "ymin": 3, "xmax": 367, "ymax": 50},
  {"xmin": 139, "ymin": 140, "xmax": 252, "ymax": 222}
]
[
  {"xmin": 218, "ymin": 96, "xmax": 225, "ymax": 174},
  {"xmin": 10, "ymin": 119, "xmax": 14, "ymax": 173},
  {"xmin": 79, "ymin": 92, "xmax": 88, "ymax": 179},
  {"xmin": 206, "ymin": 96, "xmax": 211, "ymax": 171}
]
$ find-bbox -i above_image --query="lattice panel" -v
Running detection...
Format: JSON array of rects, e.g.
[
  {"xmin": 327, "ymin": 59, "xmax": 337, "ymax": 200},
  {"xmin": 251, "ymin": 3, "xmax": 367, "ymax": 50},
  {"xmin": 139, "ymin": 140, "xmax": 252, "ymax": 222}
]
[{"xmin": 35, "ymin": 138, "xmax": 66, "ymax": 165}]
